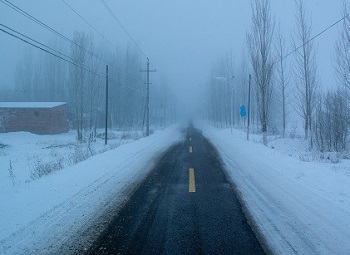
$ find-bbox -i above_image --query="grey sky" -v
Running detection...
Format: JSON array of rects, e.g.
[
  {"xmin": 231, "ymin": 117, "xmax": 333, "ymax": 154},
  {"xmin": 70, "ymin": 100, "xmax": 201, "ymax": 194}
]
[{"xmin": 0, "ymin": 0, "xmax": 344, "ymax": 106}]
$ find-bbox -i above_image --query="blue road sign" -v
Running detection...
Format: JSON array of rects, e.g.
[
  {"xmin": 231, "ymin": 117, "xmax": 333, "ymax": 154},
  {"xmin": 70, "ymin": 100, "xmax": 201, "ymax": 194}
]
[{"xmin": 240, "ymin": 105, "xmax": 246, "ymax": 117}]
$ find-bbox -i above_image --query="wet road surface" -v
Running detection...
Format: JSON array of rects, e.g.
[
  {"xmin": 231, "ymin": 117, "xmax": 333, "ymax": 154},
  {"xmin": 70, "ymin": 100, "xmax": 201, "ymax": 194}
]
[{"xmin": 86, "ymin": 128, "xmax": 265, "ymax": 255}]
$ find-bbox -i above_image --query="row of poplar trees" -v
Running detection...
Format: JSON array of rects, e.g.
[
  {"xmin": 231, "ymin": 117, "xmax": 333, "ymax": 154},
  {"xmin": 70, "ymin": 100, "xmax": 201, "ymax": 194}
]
[
  {"xmin": 4, "ymin": 31, "xmax": 175, "ymax": 142},
  {"xmin": 207, "ymin": 0, "xmax": 350, "ymax": 152}
]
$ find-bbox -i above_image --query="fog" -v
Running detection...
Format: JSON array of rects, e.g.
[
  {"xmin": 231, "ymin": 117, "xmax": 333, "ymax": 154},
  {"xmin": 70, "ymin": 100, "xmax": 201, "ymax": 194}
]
[{"xmin": 0, "ymin": 0, "xmax": 346, "ymax": 127}]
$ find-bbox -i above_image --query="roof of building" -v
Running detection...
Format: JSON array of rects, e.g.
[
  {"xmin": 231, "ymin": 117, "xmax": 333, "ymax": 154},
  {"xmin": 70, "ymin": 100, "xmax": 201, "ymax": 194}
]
[{"xmin": 0, "ymin": 102, "xmax": 67, "ymax": 109}]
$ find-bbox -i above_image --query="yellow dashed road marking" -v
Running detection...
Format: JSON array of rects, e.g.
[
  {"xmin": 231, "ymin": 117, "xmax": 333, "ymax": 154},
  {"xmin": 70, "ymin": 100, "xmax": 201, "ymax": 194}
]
[
  {"xmin": 189, "ymin": 168, "xmax": 196, "ymax": 192},
  {"xmin": 189, "ymin": 146, "xmax": 193, "ymax": 153}
]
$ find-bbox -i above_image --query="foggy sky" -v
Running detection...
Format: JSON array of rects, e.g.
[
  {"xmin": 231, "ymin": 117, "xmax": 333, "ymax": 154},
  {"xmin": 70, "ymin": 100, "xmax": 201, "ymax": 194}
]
[{"xmin": 0, "ymin": 0, "xmax": 344, "ymax": 110}]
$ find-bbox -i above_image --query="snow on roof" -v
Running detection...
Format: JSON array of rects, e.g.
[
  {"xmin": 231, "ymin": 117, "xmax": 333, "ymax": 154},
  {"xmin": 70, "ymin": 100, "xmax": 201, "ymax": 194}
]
[{"xmin": 0, "ymin": 102, "xmax": 66, "ymax": 109}]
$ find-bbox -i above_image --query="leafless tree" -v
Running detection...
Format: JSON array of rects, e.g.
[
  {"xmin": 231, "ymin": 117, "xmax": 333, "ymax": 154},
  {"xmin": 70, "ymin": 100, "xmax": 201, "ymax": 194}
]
[
  {"xmin": 14, "ymin": 49, "xmax": 35, "ymax": 101},
  {"xmin": 225, "ymin": 50, "xmax": 235, "ymax": 127},
  {"xmin": 275, "ymin": 27, "xmax": 290, "ymax": 138},
  {"xmin": 335, "ymin": 2, "xmax": 350, "ymax": 93},
  {"xmin": 40, "ymin": 40, "xmax": 67, "ymax": 101},
  {"xmin": 86, "ymin": 42, "xmax": 102, "ymax": 146},
  {"xmin": 314, "ymin": 89, "xmax": 349, "ymax": 152},
  {"xmin": 107, "ymin": 45, "xmax": 167, "ymax": 132},
  {"xmin": 206, "ymin": 53, "xmax": 235, "ymax": 129},
  {"xmin": 69, "ymin": 31, "xmax": 94, "ymax": 142},
  {"xmin": 293, "ymin": 0, "xmax": 319, "ymax": 147},
  {"xmin": 247, "ymin": 0, "xmax": 275, "ymax": 145}
]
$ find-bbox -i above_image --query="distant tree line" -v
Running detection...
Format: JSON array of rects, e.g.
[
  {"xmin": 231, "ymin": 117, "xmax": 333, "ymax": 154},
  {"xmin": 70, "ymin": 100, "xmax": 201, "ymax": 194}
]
[{"xmin": 0, "ymin": 31, "xmax": 177, "ymax": 142}]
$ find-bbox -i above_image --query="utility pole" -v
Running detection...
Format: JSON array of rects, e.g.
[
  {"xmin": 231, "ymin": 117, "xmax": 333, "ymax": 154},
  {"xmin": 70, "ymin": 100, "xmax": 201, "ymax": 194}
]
[
  {"xmin": 105, "ymin": 65, "xmax": 108, "ymax": 145},
  {"xmin": 140, "ymin": 58, "xmax": 156, "ymax": 136},
  {"xmin": 161, "ymin": 101, "xmax": 164, "ymax": 128},
  {"xmin": 230, "ymin": 76, "xmax": 235, "ymax": 133},
  {"xmin": 231, "ymin": 82, "xmax": 233, "ymax": 133},
  {"xmin": 247, "ymin": 74, "xmax": 251, "ymax": 141}
]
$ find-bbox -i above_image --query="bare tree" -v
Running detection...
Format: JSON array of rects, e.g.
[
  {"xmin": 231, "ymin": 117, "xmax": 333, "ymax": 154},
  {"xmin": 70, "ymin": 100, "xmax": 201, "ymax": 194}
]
[
  {"xmin": 293, "ymin": 0, "xmax": 318, "ymax": 147},
  {"xmin": 15, "ymin": 49, "xmax": 35, "ymax": 101},
  {"xmin": 314, "ymin": 89, "xmax": 349, "ymax": 152},
  {"xmin": 41, "ymin": 39, "xmax": 67, "ymax": 102},
  {"xmin": 69, "ymin": 31, "xmax": 93, "ymax": 142},
  {"xmin": 107, "ymin": 45, "xmax": 146, "ymax": 131},
  {"xmin": 224, "ymin": 50, "xmax": 235, "ymax": 128},
  {"xmin": 335, "ymin": 2, "xmax": 350, "ymax": 93},
  {"xmin": 85, "ymin": 42, "xmax": 102, "ymax": 146},
  {"xmin": 207, "ymin": 54, "xmax": 234, "ymax": 128},
  {"xmin": 275, "ymin": 27, "xmax": 290, "ymax": 138},
  {"xmin": 247, "ymin": 0, "xmax": 275, "ymax": 145}
]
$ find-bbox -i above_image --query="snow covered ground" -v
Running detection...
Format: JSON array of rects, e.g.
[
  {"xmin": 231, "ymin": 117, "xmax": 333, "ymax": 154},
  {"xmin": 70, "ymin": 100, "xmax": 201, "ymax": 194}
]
[
  {"xmin": 1, "ymin": 122, "xmax": 349, "ymax": 254},
  {"xmin": 0, "ymin": 129, "xmax": 147, "ymax": 189},
  {"xmin": 0, "ymin": 125, "xmax": 183, "ymax": 254},
  {"xmin": 201, "ymin": 125, "xmax": 350, "ymax": 254}
]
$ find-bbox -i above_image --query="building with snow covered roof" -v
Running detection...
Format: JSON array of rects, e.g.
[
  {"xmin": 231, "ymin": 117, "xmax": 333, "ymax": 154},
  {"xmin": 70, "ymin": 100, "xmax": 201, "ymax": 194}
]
[{"xmin": 0, "ymin": 102, "xmax": 69, "ymax": 134}]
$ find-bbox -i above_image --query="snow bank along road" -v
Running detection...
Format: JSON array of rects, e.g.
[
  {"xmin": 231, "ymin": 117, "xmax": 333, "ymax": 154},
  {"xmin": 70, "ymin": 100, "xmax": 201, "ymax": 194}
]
[
  {"xmin": 86, "ymin": 128, "xmax": 265, "ymax": 254},
  {"xmin": 0, "ymin": 126, "xmax": 183, "ymax": 254},
  {"xmin": 203, "ymin": 126, "xmax": 350, "ymax": 255}
]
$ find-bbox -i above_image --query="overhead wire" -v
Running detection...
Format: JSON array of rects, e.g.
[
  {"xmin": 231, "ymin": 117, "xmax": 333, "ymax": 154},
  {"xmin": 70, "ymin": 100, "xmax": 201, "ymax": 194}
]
[
  {"xmin": 0, "ymin": 1, "xmax": 147, "ymax": 93},
  {"xmin": 1, "ymin": 24, "xmax": 79, "ymax": 67},
  {"xmin": 60, "ymin": 0, "xmax": 149, "ymax": 117},
  {"xmin": 275, "ymin": 11, "xmax": 350, "ymax": 65},
  {"xmin": 0, "ymin": 0, "xmax": 111, "ymax": 67},
  {"xmin": 59, "ymin": 0, "xmax": 122, "ymax": 56},
  {"xmin": 98, "ymin": 0, "xmax": 148, "ymax": 59},
  {"xmin": 60, "ymin": 0, "xmax": 149, "ymax": 92},
  {"xmin": 0, "ymin": 24, "xmax": 146, "ymax": 94},
  {"xmin": 0, "ymin": 23, "xmax": 104, "ymax": 78},
  {"xmin": 58, "ymin": 0, "xmax": 132, "ymax": 84},
  {"xmin": 1, "ymin": 0, "xmax": 156, "ymax": 97}
]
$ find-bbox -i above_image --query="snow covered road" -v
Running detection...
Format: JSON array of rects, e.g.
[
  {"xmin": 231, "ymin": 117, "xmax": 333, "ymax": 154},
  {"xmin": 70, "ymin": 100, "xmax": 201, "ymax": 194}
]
[
  {"xmin": 202, "ymin": 126, "xmax": 350, "ymax": 254},
  {"xmin": 0, "ymin": 125, "xmax": 183, "ymax": 254}
]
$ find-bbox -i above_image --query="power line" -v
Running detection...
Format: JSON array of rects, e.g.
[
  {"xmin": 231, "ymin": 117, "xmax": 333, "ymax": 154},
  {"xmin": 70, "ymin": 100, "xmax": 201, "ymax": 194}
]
[
  {"xmin": 0, "ymin": 24, "xmax": 78, "ymax": 65},
  {"xmin": 58, "ymin": 0, "xmax": 148, "ymax": 90},
  {"xmin": 0, "ymin": 23, "xmax": 104, "ymax": 78},
  {"xmin": 0, "ymin": 25, "xmax": 146, "ymax": 93},
  {"xmin": 98, "ymin": 0, "xmax": 147, "ymax": 58},
  {"xmin": 59, "ymin": 0, "xmax": 122, "ymax": 56},
  {"xmin": 1, "ymin": 19, "xmax": 146, "ymax": 95},
  {"xmin": 0, "ymin": 0, "xmax": 140, "ymax": 87},
  {"xmin": 1, "ymin": 0, "xmax": 138, "ymax": 86},
  {"xmin": 0, "ymin": 1, "xmax": 153, "ymax": 94},
  {"xmin": 276, "ymin": 11, "xmax": 350, "ymax": 65},
  {"xmin": 59, "ymin": 0, "xmax": 155, "ymax": 85},
  {"xmin": 0, "ymin": 0, "xmax": 111, "ymax": 66}
]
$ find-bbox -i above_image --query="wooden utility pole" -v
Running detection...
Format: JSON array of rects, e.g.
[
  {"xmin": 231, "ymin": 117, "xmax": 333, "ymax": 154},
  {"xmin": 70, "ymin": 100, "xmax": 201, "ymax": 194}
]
[
  {"xmin": 105, "ymin": 65, "xmax": 108, "ymax": 145},
  {"xmin": 140, "ymin": 58, "xmax": 156, "ymax": 136},
  {"xmin": 247, "ymin": 74, "xmax": 251, "ymax": 141}
]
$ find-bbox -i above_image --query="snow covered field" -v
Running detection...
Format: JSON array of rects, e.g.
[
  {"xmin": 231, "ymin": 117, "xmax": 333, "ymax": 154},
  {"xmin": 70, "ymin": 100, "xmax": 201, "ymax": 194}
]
[
  {"xmin": 202, "ymin": 126, "xmax": 350, "ymax": 254},
  {"xmin": 0, "ymin": 129, "xmax": 147, "ymax": 189},
  {"xmin": 0, "ymin": 125, "xmax": 183, "ymax": 254}
]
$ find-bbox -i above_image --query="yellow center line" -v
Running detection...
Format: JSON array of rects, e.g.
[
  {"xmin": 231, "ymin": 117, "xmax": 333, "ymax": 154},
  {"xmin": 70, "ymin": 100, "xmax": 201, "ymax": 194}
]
[
  {"xmin": 189, "ymin": 168, "xmax": 196, "ymax": 193},
  {"xmin": 189, "ymin": 146, "xmax": 193, "ymax": 153}
]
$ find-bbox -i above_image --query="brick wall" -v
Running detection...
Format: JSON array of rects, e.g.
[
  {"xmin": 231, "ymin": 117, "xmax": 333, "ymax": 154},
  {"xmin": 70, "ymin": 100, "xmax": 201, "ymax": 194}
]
[{"xmin": 0, "ymin": 104, "xmax": 69, "ymax": 134}]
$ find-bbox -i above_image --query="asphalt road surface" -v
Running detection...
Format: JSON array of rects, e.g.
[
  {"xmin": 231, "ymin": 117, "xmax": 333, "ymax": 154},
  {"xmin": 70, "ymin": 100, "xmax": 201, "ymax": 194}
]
[{"xmin": 86, "ymin": 128, "xmax": 265, "ymax": 255}]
